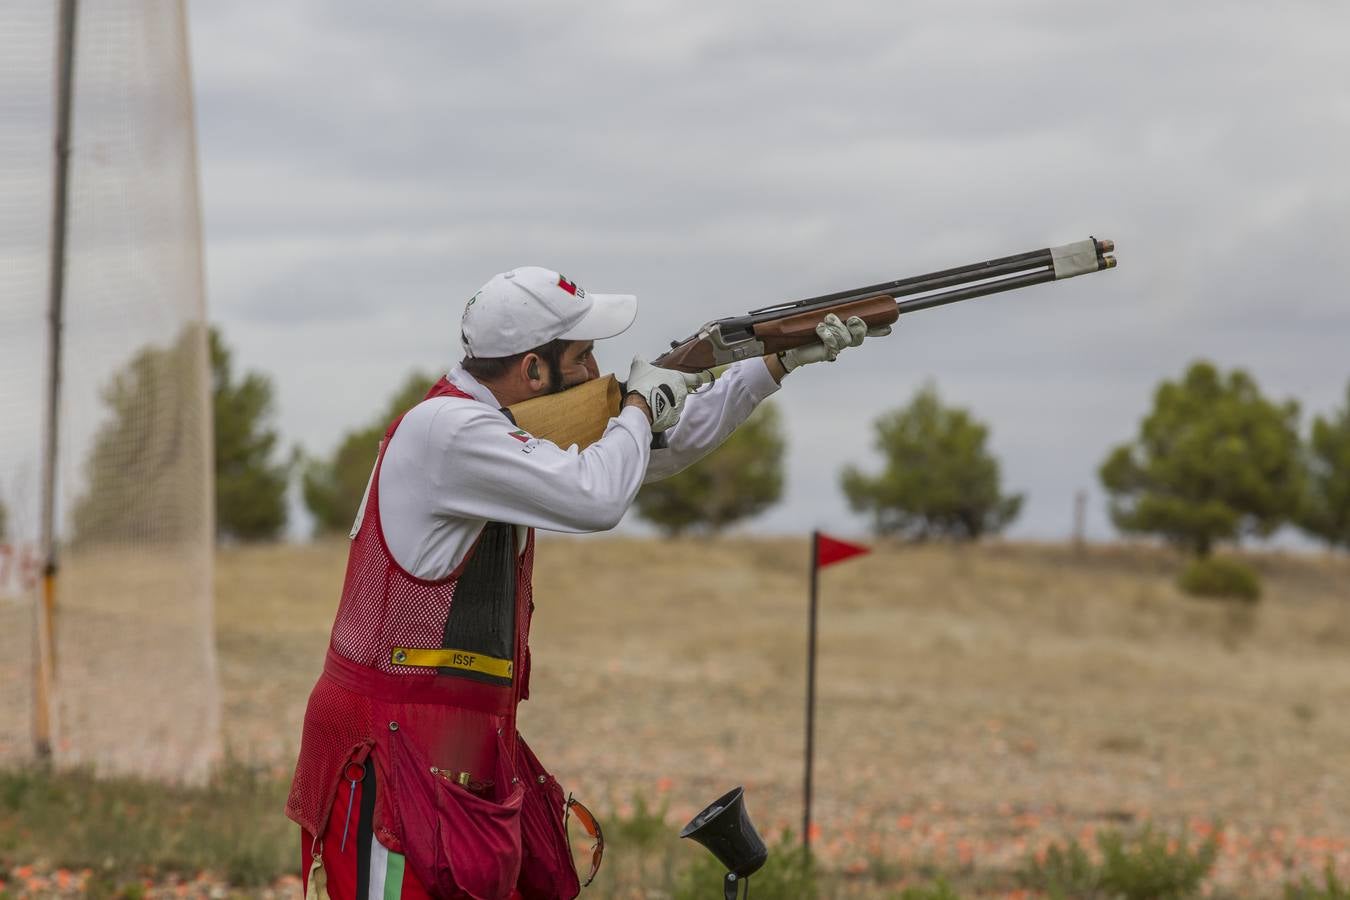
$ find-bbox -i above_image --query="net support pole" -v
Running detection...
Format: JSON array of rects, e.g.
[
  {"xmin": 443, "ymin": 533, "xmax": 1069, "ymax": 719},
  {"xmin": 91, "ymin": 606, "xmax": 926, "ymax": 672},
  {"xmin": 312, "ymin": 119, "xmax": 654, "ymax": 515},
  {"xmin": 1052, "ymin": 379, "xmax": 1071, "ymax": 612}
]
[
  {"xmin": 35, "ymin": 0, "xmax": 78, "ymax": 760},
  {"xmin": 802, "ymin": 530, "xmax": 820, "ymax": 856}
]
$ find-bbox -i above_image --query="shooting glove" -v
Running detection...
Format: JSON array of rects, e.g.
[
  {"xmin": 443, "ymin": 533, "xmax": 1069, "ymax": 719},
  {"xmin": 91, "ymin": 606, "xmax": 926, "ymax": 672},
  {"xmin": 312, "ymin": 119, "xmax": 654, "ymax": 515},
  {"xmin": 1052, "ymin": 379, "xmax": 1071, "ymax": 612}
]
[
  {"xmin": 779, "ymin": 313, "xmax": 891, "ymax": 373},
  {"xmin": 625, "ymin": 357, "xmax": 712, "ymax": 432}
]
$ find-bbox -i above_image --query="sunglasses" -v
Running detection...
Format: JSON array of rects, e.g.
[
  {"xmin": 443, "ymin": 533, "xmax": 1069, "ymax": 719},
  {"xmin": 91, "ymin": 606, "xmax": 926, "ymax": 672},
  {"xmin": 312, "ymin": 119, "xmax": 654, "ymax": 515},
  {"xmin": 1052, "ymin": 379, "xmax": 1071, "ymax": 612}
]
[{"xmin": 563, "ymin": 793, "xmax": 604, "ymax": 888}]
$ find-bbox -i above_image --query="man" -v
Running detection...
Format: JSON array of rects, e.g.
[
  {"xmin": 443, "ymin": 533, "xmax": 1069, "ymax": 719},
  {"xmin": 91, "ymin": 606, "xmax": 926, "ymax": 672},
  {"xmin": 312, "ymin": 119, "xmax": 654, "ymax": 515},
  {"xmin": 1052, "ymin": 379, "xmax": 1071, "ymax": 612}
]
[{"xmin": 288, "ymin": 266, "xmax": 882, "ymax": 899}]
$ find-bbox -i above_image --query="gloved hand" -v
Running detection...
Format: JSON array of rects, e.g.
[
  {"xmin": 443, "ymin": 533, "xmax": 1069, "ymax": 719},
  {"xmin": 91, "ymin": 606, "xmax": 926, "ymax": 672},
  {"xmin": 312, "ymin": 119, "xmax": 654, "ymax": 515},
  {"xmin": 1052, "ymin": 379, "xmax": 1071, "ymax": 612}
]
[
  {"xmin": 625, "ymin": 357, "xmax": 712, "ymax": 432},
  {"xmin": 779, "ymin": 313, "xmax": 892, "ymax": 373}
]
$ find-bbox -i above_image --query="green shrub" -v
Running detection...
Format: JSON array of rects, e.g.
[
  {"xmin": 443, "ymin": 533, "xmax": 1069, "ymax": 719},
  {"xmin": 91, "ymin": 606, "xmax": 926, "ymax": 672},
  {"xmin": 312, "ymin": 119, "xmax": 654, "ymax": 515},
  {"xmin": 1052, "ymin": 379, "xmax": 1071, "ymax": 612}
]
[
  {"xmin": 605, "ymin": 792, "xmax": 669, "ymax": 852},
  {"xmin": 1286, "ymin": 864, "xmax": 1350, "ymax": 899},
  {"xmin": 893, "ymin": 877, "xmax": 962, "ymax": 899},
  {"xmin": 1021, "ymin": 825, "xmax": 1219, "ymax": 899},
  {"xmin": 672, "ymin": 831, "xmax": 816, "ymax": 900},
  {"xmin": 1096, "ymin": 827, "xmax": 1218, "ymax": 899},
  {"xmin": 1178, "ymin": 557, "xmax": 1261, "ymax": 602},
  {"xmin": 581, "ymin": 792, "xmax": 682, "ymax": 895},
  {"xmin": 1024, "ymin": 837, "xmax": 1099, "ymax": 896}
]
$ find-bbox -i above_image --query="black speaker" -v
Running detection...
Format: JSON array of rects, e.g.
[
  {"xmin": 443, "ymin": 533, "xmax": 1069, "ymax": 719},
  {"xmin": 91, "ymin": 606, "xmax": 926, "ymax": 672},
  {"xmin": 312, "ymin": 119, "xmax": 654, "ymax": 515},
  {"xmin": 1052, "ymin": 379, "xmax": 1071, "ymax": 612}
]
[{"xmin": 679, "ymin": 786, "xmax": 768, "ymax": 879}]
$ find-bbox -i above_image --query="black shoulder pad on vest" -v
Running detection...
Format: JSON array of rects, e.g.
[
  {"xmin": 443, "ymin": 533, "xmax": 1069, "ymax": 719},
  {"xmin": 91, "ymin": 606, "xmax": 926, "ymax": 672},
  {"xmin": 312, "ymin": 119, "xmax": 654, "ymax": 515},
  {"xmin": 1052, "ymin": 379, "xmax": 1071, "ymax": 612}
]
[{"xmin": 440, "ymin": 522, "xmax": 516, "ymax": 686}]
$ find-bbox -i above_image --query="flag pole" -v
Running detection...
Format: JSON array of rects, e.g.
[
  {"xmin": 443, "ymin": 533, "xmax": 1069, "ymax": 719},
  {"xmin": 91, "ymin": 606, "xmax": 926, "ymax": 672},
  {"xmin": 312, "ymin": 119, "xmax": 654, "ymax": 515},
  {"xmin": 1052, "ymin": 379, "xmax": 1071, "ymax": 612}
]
[
  {"xmin": 36, "ymin": 0, "xmax": 79, "ymax": 760},
  {"xmin": 802, "ymin": 529, "xmax": 820, "ymax": 855}
]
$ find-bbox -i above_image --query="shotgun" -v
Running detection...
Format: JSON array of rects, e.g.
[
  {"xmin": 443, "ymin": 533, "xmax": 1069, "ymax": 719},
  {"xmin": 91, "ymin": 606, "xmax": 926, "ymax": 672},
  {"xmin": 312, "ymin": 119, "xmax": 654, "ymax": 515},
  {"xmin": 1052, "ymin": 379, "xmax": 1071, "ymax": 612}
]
[{"xmin": 506, "ymin": 236, "xmax": 1116, "ymax": 449}]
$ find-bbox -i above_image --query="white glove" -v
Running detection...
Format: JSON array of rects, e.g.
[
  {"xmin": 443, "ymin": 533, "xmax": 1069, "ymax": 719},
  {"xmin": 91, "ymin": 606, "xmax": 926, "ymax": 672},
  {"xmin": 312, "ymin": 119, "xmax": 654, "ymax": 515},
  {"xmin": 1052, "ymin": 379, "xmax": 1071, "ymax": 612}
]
[
  {"xmin": 779, "ymin": 313, "xmax": 892, "ymax": 373},
  {"xmin": 625, "ymin": 357, "xmax": 712, "ymax": 432}
]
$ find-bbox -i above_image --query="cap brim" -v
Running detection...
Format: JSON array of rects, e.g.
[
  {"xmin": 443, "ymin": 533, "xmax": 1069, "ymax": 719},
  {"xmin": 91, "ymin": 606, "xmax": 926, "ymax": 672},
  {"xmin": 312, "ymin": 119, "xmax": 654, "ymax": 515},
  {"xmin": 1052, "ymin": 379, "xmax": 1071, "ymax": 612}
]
[{"xmin": 557, "ymin": 292, "xmax": 637, "ymax": 342}]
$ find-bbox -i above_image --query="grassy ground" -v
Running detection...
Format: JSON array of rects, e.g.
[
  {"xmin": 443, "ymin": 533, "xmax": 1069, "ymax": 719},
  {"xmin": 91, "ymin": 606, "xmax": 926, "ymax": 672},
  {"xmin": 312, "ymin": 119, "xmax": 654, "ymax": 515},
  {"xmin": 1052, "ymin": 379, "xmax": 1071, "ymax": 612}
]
[
  {"xmin": 0, "ymin": 761, "xmax": 293, "ymax": 898},
  {"xmin": 3, "ymin": 537, "xmax": 1350, "ymax": 897}
]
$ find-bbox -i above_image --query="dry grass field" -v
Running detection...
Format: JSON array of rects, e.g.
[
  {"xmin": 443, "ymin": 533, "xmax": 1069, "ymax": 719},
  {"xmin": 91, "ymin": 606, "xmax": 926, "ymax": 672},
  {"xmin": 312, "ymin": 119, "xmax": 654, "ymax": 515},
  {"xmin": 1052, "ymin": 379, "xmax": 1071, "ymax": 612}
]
[{"xmin": 210, "ymin": 536, "xmax": 1350, "ymax": 897}]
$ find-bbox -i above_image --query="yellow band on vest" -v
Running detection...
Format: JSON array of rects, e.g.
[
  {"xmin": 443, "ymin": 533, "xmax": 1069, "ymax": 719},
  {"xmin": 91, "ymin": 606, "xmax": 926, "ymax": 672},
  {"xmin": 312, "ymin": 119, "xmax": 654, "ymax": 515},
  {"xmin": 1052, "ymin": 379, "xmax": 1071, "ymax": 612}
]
[{"xmin": 391, "ymin": 647, "xmax": 514, "ymax": 679}]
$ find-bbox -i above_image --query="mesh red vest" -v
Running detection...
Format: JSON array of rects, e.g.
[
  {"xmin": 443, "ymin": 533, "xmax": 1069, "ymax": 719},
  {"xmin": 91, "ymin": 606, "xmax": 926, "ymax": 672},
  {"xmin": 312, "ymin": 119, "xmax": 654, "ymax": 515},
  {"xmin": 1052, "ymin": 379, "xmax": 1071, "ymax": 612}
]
[
  {"xmin": 328, "ymin": 377, "xmax": 536, "ymax": 693},
  {"xmin": 287, "ymin": 376, "xmax": 538, "ymax": 843}
]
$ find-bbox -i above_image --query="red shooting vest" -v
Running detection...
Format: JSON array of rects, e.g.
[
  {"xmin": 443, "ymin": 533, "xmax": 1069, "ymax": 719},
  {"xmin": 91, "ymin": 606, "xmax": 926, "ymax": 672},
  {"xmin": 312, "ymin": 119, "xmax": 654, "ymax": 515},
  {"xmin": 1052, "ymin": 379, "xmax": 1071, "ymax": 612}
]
[{"xmin": 287, "ymin": 378, "xmax": 579, "ymax": 900}]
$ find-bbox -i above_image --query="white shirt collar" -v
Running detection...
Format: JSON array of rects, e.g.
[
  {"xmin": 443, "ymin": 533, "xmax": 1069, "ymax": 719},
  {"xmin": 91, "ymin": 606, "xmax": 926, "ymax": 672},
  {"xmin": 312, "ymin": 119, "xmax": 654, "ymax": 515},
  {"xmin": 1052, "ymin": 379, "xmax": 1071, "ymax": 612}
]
[{"xmin": 448, "ymin": 364, "xmax": 503, "ymax": 409}]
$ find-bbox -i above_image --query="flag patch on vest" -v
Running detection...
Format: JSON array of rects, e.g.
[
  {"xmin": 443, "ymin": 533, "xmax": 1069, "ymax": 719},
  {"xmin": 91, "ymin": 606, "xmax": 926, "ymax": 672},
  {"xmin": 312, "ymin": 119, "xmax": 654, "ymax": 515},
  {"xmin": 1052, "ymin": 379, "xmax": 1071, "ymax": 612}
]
[{"xmin": 507, "ymin": 429, "xmax": 532, "ymax": 442}]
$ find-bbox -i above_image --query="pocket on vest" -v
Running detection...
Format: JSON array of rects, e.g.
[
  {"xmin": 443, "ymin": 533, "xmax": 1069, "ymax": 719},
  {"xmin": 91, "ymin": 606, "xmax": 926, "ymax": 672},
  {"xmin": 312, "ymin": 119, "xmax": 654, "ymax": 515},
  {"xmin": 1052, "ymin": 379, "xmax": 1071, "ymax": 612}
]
[
  {"xmin": 385, "ymin": 720, "xmax": 524, "ymax": 899},
  {"xmin": 516, "ymin": 735, "xmax": 582, "ymax": 900}
]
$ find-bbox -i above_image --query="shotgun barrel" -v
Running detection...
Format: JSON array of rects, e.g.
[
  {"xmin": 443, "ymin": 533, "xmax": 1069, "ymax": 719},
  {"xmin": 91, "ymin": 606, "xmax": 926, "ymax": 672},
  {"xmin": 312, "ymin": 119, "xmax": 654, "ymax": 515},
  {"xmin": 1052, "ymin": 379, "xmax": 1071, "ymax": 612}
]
[{"xmin": 654, "ymin": 237, "xmax": 1115, "ymax": 371}]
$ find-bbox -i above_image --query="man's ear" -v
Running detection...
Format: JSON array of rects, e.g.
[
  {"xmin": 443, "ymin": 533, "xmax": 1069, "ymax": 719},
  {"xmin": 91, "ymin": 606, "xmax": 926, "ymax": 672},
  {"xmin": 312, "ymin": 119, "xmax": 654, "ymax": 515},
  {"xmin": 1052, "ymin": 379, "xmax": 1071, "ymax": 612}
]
[{"xmin": 523, "ymin": 353, "xmax": 543, "ymax": 389}]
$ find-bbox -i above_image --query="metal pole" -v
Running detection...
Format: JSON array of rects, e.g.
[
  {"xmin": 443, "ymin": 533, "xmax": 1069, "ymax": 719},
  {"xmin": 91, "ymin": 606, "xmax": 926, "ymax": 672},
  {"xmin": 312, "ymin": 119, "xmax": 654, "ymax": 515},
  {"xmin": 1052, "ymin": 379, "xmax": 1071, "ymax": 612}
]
[
  {"xmin": 802, "ymin": 530, "xmax": 820, "ymax": 855},
  {"xmin": 1073, "ymin": 489, "xmax": 1087, "ymax": 556},
  {"xmin": 36, "ymin": 0, "xmax": 79, "ymax": 760}
]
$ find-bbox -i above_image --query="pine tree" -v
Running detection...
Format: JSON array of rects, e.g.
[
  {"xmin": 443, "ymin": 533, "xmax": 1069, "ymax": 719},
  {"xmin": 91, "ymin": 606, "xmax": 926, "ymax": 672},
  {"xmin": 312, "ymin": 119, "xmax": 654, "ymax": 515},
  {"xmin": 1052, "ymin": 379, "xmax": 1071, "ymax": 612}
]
[
  {"xmin": 840, "ymin": 382, "xmax": 1022, "ymax": 541},
  {"xmin": 212, "ymin": 328, "xmax": 290, "ymax": 541},
  {"xmin": 634, "ymin": 401, "xmax": 785, "ymax": 536},
  {"xmin": 1099, "ymin": 360, "xmax": 1302, "ymax": 557},
  {"xmin": 1299, "ymin": 380, "xmax": 1350, "ymax": 551},
  {"xmin": 302, "ymin": 371, "xmax": 437, "ymax": 535},
  {"xmin": 70, "ymin": 326, "xmax": 212, "ymax": 545}
]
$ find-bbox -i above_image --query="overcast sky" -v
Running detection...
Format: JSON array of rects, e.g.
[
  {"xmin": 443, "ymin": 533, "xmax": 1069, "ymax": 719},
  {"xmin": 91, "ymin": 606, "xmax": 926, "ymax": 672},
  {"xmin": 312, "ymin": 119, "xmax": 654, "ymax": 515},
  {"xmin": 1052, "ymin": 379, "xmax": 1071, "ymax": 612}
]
[{"xmin": 184, "ymin": 0, "xmax": 1350, "ymax": 542}]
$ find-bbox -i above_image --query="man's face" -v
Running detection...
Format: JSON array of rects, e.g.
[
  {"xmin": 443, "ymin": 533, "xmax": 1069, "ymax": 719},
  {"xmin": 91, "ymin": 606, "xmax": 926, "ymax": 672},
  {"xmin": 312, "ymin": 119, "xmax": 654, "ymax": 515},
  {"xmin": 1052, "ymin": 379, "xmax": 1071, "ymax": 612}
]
[{"xmin": 552, "ymin": 340, "xmax": 599, "ymax": 392}]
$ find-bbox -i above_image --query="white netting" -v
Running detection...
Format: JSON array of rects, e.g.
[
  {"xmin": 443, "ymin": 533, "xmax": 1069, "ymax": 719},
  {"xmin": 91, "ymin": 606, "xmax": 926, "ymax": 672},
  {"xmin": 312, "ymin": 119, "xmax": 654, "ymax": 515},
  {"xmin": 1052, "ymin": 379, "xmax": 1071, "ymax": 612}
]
[
  {"xmin": 0, "ymin": 2, "xmax": 51, "ymax": 773},
  {"xmin": 0, "ymin": 0, "xmax": 219, "ymax": 782}
]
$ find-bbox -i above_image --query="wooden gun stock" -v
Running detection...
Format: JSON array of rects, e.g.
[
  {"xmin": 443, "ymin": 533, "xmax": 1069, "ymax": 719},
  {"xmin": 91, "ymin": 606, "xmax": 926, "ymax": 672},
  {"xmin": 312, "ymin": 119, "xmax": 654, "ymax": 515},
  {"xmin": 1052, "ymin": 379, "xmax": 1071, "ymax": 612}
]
[
  {"xmin": 506, "ymin": 374, "xmax": 623, "ymax": 450},
  {"xmin": 747, "ymin": 294, "xmax": 898, "ymax": 355}
]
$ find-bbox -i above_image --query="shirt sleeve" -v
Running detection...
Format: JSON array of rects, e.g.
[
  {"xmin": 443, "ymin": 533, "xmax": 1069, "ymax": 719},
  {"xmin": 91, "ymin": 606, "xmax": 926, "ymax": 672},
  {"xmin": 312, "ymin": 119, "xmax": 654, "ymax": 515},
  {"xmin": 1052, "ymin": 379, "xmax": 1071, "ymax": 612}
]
[
  {"xmin": 644, "ymin": 357, "xmax": 781, "ymax": 483},
  {"xmin": 418, "ymin": 401, "xmax": 654, "ymax": 532}
]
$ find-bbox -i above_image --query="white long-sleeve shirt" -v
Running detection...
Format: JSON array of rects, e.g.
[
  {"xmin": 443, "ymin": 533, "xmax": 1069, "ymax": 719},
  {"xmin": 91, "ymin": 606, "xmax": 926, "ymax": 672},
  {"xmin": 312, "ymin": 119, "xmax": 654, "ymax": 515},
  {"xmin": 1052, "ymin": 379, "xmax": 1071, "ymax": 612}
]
[{"xmin": 376, "ymin": 359, "xmax": 780, "ymax": 578}]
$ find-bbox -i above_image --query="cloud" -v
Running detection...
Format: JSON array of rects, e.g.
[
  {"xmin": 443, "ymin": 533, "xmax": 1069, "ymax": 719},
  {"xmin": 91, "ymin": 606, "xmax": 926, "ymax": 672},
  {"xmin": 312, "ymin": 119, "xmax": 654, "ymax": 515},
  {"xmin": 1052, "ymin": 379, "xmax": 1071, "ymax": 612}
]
[{"xmin": 179, "ymin": 0, "xmax": 1350, "ymax": 541}]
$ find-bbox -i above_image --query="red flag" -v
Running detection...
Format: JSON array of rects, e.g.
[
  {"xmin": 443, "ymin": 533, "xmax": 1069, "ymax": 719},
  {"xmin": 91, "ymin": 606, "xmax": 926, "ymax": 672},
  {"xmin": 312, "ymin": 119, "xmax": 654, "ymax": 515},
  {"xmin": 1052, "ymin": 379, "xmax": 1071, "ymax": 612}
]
[{"xmin": 815, "ymin": 532, "xmax": 870, "ymax": 569}]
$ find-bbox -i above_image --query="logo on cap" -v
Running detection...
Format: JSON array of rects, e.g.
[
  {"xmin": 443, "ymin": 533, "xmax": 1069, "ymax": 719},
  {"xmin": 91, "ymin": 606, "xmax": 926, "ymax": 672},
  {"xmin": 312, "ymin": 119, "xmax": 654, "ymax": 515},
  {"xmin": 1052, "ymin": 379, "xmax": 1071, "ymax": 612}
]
[{"xmin": 557, "ymin": 274, "xmax": 586, "ymax": 299}]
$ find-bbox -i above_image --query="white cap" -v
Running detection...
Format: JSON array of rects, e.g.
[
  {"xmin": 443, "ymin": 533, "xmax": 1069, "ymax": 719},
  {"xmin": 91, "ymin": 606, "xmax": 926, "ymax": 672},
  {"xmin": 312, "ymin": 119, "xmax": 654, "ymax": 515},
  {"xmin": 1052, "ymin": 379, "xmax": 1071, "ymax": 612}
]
[{"xmin": 460, "ymin": 266, "xmax": 638, "ymax": 358}]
